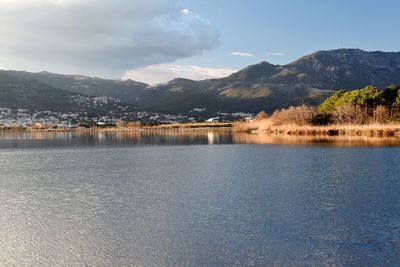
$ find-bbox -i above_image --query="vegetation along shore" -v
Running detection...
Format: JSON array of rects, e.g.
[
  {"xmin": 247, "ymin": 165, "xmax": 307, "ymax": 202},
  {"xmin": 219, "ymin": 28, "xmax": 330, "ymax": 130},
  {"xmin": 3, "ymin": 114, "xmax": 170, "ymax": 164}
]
[
  {"xmin": 235, "ymin": 85, "xmax": 400, "ymax": 137},
  {"xmin": 4, "ymin": 85, "xmax": 400, "ymax": 138}
]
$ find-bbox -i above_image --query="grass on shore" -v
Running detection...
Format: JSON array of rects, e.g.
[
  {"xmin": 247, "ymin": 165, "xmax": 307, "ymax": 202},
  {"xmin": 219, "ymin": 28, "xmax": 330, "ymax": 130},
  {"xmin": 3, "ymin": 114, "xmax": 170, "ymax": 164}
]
[
  {"xmin": 0, "ymin": 122, "xmax": 233, "ymax": 133},
  {"xmin": 234, "ymin": 119, "xmax": 400, "ymax": 137}
]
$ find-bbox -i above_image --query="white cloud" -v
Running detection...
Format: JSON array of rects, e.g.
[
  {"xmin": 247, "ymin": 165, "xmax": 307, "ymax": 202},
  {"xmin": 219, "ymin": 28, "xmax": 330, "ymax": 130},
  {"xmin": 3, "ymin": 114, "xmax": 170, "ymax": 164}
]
[
  {"xmin": 123, "ymin": 64, "xmax": 236, "ymax": 84},
  {"xmin": 0, "ymin": 0, "xmax": 219, "ymax": 76},
  {"xmin": 181, "ymin": 8, "xmax": 190, "ymax": 15},
  {"xmin": 265, "ymin": 52, "xmax": 286, "ymax": 56},
  {"xmin": 229, "ymin": 52, "xmax": 254, "ymax": 57}
]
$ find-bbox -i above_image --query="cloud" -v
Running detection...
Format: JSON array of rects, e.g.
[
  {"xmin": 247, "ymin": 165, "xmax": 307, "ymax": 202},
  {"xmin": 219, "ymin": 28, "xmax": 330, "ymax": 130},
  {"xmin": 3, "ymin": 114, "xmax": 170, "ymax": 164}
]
[
  {"xmin": 0, "ymin": 0, "xmax": 219, "ymax": 76},
  {"xmin": 265, "ymin": 52, "xmax": 286, "ymax": 56},
  {"xmin": 181, "ymin": 8, "xmax": 190, "ymax": 15},
  {"xmin": 123, "ymin": 64, "xmax": 236, "ymax": 84},
  {"xmin": 229, "ymin": 52, "xmax": 254, "ymax": 57}
]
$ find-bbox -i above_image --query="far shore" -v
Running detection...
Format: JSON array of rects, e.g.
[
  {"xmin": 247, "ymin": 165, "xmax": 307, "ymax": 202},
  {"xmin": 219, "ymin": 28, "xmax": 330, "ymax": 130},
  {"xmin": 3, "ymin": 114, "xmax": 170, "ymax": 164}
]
[
  {"xmin": 0, "ymin": 122, "xmax": 233, "ymax": 133},
  {"xmin": 3, "ymin": 122, "xmax": 400, "ymax": 138}
]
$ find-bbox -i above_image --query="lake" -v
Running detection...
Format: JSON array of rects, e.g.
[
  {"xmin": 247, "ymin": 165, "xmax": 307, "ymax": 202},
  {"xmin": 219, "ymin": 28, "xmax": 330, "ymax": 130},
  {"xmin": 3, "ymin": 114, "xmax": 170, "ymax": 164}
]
[{"xmin": 0, "ymin": 131, "xmax": 399, "ymax": 266}]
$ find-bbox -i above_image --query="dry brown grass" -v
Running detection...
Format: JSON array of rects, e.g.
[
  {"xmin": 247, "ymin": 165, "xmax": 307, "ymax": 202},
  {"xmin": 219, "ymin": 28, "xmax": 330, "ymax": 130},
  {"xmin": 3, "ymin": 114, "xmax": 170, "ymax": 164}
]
[
  {"xmin": 234, "ymin": 119, "xmax": 400, "ymax": 137},
  {"xmin": 0, "ymin": 122, "xmax": 233, "ymax": 133},
  {"xmin": 153, "ymin": 122, "xmax": 233, "ymax": 129}
]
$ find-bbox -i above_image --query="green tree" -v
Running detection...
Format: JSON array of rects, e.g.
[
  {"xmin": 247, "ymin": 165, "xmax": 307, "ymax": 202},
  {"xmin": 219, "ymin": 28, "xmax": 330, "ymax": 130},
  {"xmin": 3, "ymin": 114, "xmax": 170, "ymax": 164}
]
[
  {"xmin": 382, "ymin": 85, "xmax": 400, "ymax": 107},
  {"xmin": 336, "ymin": 90, "xmax": 361, "ymax": 107},
  {"xmin": 356, "ymin": 86, "xmax": 383, "ymax": 109},
  {"xmin": 317, "ymin": 90, "xmax": 346, "ymax": 114}
]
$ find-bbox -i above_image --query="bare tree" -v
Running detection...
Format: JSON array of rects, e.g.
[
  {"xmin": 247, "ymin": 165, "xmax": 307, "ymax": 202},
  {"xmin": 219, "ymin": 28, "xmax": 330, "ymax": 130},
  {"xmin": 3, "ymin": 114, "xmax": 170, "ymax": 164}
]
[
  {"xmin": 332, "ymin": 105, "xmax": 368, "ymax": 124},
  {"xmin": 269, "ymin": 105, "xmax": 317, "ymax": 126},
  {"xmin": 373, "ymin": 105, "xmax": 390, "ymax": 124}
]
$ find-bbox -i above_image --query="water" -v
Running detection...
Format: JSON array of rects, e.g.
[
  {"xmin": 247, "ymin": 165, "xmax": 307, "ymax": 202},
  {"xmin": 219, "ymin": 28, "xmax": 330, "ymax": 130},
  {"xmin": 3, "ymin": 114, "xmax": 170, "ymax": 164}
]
[{"xmin": 0, "ymin": 131, "xmax": 400, "ymax": 266}]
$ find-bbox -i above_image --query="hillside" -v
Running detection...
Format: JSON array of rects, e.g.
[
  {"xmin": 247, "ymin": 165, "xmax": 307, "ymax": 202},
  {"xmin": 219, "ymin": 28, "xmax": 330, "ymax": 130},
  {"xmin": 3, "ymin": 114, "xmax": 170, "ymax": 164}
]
[
  {"xmin": 0, "ymin": 72, "xmax": 136, "ymax": 115},
  {"xmin": 1, "ymin": 70, "xmax": 148, "ymax": 104},
  {"xmin": 2, "ymin": 49, "xmax": 400, "ymax": 114},
  {"xmin": 140, "ymin": 49, "xmax": 400, "ymax": 113}
]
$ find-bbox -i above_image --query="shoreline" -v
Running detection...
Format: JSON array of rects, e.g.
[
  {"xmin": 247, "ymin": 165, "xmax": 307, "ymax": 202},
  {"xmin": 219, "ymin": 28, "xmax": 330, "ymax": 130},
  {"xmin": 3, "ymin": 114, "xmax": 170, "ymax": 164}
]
[
  {"xmin": 3, "ymin": 122, "xmax": 400, "ymax": 138},
  {"xmin": 245, "ymin": 124, "xmax": 400, "ymax": 137},
  {"xmin": 0, "ymin": 123, "xmax": 233, "ymax": 133}
]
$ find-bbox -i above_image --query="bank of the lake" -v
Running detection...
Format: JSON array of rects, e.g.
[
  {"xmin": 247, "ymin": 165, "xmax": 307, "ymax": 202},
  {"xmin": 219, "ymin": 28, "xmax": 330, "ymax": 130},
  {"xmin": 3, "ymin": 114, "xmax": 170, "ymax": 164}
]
[
  {"xmin": 5, "ymin": 121, "xmax": 400, "ymax": 139},
  {"xmin": 0, "ymin": 122, "xmax": 233, "ymax": 133},
  {"xmin": 234, "ymin": 120, "xmax": 400, "ymax": 138}
]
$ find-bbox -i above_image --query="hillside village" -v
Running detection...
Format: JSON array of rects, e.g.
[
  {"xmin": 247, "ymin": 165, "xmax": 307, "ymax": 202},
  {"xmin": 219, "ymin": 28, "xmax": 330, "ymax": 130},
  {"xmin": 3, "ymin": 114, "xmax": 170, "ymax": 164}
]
[{"xmin": 0, "ymin": 105, "xmax": 254, "ymax": 128}]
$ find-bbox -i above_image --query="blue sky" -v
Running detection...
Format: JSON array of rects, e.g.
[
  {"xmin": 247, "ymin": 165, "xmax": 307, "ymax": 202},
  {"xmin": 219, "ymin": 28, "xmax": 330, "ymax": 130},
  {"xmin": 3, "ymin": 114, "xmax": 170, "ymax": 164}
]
[
  {"xmin": 180, "ymin": 0, "xmax": 400, "ymax": 69},
  {"xmin": 1, "ymin": 0, "xmax": 399, "ymax": 84}
]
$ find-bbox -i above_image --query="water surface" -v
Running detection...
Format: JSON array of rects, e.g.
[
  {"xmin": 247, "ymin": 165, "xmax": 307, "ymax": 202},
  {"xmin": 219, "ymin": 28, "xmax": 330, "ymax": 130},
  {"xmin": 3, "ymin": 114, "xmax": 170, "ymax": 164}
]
[{"xmin": 0, "ymin": 131, "xmax": 399, "ymax": 266}]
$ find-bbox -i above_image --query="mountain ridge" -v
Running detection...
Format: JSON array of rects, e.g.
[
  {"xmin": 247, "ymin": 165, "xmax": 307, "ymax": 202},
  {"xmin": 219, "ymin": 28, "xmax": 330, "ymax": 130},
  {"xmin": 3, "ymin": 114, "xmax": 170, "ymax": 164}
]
[
  {"xmin": 0, "ymin": 72, "xmax": 137, "ymax": 116},
  {"xmin": 2, "ymin": 48, "xmax": 400, "ymax": 114}
]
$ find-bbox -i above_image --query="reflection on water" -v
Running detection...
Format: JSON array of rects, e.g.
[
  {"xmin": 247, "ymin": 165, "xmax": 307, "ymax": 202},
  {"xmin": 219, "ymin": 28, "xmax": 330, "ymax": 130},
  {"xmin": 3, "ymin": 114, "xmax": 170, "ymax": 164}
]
[
  {"xmin": 2, "ymin": 130, "xmax": 400, "ymax": 148},
  {"xmin": 233, "ymin": 133, "xmax": 400, "ymax": 147},
  {"xmin": 0, "ymin": 130, "xmax": 233, "ymax": 149}
]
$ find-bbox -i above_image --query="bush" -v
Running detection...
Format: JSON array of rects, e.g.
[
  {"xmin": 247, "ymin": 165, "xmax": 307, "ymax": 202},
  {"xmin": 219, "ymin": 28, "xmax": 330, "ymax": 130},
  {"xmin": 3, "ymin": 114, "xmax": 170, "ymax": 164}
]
[
  {"xmin": 255, "ymin": 111, "xmax": 268, "ymax": 120},
  {"xmin": 269, "ymin": 105, "xmax": 317, "ymax": 126}
]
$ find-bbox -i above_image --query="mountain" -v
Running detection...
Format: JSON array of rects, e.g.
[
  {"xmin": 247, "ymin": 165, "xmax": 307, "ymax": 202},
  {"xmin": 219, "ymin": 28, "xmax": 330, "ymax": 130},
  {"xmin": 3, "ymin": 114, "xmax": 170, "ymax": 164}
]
[
  {"xmin": 0, "ymin": 72, "xmax": 136, "ymax": 115},
  {"xmin": 2, "ymin": 49, "xmax": 400, "ymax": 114},
  {"xmin": 138, "ymin": 49, "xmax": 400, "ymax": 113},
  {"xmin": 1, "ymin": 70, "xmax": 148, "ymax": 104}
]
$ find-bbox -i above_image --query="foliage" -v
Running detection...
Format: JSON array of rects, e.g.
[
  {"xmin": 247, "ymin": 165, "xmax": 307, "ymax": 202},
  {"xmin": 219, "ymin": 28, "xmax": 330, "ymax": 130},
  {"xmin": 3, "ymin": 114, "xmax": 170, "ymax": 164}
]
[
  {"xmin": 317, "ymin": 90, "xmax": 346, "ymax": 114},
  {"xmin": 315, "ymin": 85, "xmax": 400, "ymax": 124},
  {"xmin": 319, "ymin": 86, "xmax": 384, "ymax": 113},
  {"xmin": 382, "ymin": 85, "xmax": 400, "ymax": 106},
  {"xmin": 270, "ymin": 85, "xmax": 400, "ymax": 126}
]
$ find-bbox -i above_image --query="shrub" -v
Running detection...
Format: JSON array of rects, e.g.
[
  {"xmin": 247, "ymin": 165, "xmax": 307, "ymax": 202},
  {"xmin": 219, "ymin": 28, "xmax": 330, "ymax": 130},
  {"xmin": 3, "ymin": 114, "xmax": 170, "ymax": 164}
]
[
  {"xmin": 269, "ymin": 105, "xmax": 317, "ymax": 126},
  {"xmin": 255, "ymin": 111, "xmax": 268, "ymax": 120}
]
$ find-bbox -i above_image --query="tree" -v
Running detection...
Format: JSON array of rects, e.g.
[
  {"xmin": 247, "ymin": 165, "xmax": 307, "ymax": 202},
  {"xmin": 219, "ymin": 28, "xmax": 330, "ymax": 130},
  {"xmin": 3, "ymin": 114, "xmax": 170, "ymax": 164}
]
[
  {"xmin": 332, "ymin": 105, "xmax": 355, "ymax": 124},
  {"xmin": 318, "ymin": 85, "xmax": 387, "ymax": 124},
  {"xmin": 373, "ymin": 105, "xmax": 390, "ymax": 123},
  {"xmin": 317, "ymin": 90, "xmax": 346, "ymax": 114},
  {"xmin": 382, "ymin": 85, "xmax": 400, "ymax": 107},
  {"xmin": 331, "ymin": 105, "xmax": 367, "ymax": 124},
  {"xmin": 356, "ymin": 86, "xmax": 383, "ymax": 111}
]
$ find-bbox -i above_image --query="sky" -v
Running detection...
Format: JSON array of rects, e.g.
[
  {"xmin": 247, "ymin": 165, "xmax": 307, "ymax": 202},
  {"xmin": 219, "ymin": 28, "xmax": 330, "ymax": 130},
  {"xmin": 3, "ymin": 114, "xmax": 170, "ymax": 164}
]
[{"xmin": 0, "ymin": 0, "xmax": 400, "ymax": 84}]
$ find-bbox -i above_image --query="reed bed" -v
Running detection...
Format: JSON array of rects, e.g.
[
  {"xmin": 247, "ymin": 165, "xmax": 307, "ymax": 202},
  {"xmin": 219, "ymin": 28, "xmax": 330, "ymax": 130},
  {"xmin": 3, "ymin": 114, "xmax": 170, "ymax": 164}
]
[
  {"xmin": 234, "ymin": 120, "xmax": 400, "ymax": 137},
  {"xmin": 0, "ymin": 122, "xmax": 233, "ymax": 134}
]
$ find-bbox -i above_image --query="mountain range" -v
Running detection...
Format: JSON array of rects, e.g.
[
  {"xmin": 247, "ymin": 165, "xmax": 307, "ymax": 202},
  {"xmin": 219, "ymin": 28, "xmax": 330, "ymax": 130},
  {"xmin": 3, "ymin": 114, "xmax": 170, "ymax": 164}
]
[
  {"xmin": 2, "ymin": 48, "xmax": 400, "ymax": 115},
  {"xmin": 0, "ymin": 72, "xmax": 137, "ymax": 116}
]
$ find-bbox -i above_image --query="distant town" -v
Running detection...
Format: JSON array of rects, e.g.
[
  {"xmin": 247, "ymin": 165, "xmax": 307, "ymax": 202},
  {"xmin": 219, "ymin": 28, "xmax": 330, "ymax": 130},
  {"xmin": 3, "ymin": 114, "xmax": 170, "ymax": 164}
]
[{"xmin": 0, "ymin": 105, "xmax": 254, "ymax": 129}]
